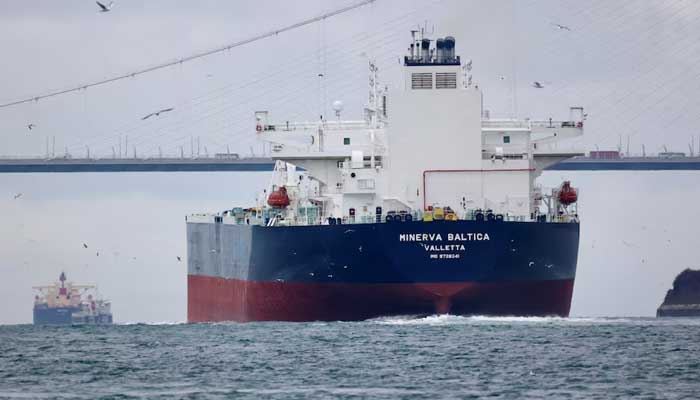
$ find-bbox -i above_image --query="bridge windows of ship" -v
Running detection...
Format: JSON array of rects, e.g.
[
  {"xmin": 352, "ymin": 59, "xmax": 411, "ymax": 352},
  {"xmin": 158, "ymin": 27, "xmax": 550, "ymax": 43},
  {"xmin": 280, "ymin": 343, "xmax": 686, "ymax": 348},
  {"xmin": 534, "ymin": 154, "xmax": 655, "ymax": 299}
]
[
  {"xmin": 503, "ymin": 135, "xmax": 510, "ymax": 144},
  {"xmin": 344, "ymin": 138, "xmax": 351, "ymax": 145}
]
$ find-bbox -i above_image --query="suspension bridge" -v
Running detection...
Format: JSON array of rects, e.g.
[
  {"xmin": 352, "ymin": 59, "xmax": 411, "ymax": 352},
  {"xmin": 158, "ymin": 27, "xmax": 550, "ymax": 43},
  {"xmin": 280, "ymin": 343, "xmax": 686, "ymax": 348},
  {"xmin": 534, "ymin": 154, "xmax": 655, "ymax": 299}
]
[
  {"xmin": 2, "ymin": 1, "xmax": 700, "ymax": 173},
  {"xmin": 0, "ymin": 154, "xmax": 699, "ymax": 173}
]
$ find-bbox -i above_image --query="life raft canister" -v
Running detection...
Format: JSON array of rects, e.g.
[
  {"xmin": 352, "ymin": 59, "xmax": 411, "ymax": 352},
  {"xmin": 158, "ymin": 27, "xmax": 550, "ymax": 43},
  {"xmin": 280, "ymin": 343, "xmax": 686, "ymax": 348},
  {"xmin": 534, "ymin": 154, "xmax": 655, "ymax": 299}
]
[
  {"xmin": 267, "ymin": 186, "xmax": 290, "ymax": 208},
  {"xmin": 558, "ymin": 181, "xmax": 578, "ymax": 205}
]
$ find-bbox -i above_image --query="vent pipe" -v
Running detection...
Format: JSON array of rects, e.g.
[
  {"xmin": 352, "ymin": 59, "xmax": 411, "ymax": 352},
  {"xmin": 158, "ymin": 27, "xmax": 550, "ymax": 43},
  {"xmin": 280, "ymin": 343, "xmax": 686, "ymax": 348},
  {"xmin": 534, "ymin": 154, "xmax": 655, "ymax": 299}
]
[
  {"xmin": 445, "ymin": 36, "xmax": 455, "ymax": 61},
  {"xmin": 436, "ymin": 38, "xmax": 445, "ymax": 63},
  {"xmin": 421, "ymin": 38, "xmax": 430, "ymax": 61}
]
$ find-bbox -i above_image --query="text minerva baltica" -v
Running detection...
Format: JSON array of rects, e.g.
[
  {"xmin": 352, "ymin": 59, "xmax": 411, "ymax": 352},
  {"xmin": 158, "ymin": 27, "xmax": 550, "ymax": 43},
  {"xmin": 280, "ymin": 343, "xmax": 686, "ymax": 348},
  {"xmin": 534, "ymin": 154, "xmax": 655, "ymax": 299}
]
[{"xmin": 398, "ymin": 233, "xmax": 490, "ymax": 242}]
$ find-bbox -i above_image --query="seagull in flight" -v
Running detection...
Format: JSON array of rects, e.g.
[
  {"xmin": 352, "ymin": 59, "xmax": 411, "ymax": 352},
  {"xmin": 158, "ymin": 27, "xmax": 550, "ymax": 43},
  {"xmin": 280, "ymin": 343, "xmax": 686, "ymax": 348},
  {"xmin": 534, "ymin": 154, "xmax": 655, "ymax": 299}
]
[
  {"xmin": 27, "ymin": 124, "xmax": 36, "ymax": 131},
  {"xmin": 552, "ymin": 23, "xmax": 571, "ymax": 31},
  {"xmin": 83, "ymin": 243, "xmax": 88, "ymax": 249},
  {"xmin": 96, "ymin": 1, "xmax": 114, "ymax": 12},
  {"xmin": 13, "ymin": 193, "xmax": 22, "ymax": 200},
  {"xmin": 142, "ymin": 107, "xmax": 174, "ymax": 120},
  {"xmin": 177, "ymin": 256, "xmax": 181, "ymax": 262},
  {"xmin": 532, "ymin": 81, "xmax": 545, "ymax": 89}
]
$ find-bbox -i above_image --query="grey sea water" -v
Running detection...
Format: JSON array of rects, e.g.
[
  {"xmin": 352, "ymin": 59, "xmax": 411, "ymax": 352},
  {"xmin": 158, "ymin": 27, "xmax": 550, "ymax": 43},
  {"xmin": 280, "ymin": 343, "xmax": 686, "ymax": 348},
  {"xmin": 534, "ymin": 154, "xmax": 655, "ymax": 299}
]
[{"xmin": 1, "ymin": 316, "xmax": 699, "ymax": 399}]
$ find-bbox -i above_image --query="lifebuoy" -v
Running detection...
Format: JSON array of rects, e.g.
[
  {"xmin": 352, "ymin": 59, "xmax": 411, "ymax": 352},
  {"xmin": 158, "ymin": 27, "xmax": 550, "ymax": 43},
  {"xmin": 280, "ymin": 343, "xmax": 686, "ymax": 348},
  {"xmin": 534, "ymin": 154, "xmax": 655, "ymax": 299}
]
[{"xmin": 256, "ymin": 124, "xmax": 263, "ymax": 132}]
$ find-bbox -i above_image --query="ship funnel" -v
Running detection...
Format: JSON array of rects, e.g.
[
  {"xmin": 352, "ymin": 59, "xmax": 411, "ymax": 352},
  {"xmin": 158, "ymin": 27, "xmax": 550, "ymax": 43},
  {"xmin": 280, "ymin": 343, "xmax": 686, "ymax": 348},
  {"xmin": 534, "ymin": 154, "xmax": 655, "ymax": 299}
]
[
  {"xmin": 421, "ymin": 38, "xmax": 430, "ymax": 61},
  {"xmin": 436, "ymin": 38, "xmax": 445, "ymax": 63},
  {"xmin": 445, "ymin": 36, "xmax": 455, "ymax": 61}
]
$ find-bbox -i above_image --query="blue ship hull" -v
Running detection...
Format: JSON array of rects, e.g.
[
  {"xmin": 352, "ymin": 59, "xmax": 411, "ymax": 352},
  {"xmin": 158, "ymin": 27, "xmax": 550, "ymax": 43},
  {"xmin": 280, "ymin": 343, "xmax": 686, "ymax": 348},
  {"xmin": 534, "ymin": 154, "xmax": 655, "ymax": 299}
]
[
  {"xmin": 33, "ymin": 306, "xmax": 113, "ymax": 325},
  {"xmin": 187, "ymin": 220, "xmax": 580, "ymax": 321},
  {"xmin": 33, "ymin": 307, "xmax": 79, "ymax": 325}
]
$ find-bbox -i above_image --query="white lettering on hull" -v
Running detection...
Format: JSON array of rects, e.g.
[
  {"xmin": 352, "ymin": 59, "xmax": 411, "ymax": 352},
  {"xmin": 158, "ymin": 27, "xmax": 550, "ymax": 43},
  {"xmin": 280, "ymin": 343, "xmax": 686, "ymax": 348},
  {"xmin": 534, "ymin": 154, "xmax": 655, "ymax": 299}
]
[
  {"xmin": 399, "ymin": 231, "xmax": 491, "ymax": 260},
  {"xmin": 399, "ymin": 232, "xmax": 490, "ymax": 242}
]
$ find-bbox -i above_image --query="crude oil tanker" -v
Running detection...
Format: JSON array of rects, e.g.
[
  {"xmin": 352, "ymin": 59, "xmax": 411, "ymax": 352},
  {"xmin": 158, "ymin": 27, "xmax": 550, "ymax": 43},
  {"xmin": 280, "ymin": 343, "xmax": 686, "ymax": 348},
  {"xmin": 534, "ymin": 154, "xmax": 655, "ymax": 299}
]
[
  {"xmin": 187, "ymin": 31, "xmax": 583, "ymax": 322},
  {"xmin": 33, "ymin": 272, "xmax": 113, "ymax": 325}
]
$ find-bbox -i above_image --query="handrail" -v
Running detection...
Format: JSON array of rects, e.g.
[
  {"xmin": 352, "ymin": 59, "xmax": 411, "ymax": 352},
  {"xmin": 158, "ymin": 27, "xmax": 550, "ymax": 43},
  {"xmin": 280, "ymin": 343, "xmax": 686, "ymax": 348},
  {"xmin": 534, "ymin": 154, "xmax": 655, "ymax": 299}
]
[
  {"xmin": 482, "ymin": 120, "xmax": 583, "ymax": 129},
  {"xmin": 262, "ymin": 120, "xmax": 373, "ymax": 132}
]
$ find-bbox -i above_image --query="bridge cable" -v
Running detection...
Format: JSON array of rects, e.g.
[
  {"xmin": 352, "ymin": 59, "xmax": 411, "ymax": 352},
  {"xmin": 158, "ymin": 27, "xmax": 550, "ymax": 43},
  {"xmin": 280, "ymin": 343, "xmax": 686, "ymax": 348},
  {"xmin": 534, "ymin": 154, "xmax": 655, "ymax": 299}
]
[{"xmin": 0, "ymin": 0, "xmax": 376, "ymax": 109}]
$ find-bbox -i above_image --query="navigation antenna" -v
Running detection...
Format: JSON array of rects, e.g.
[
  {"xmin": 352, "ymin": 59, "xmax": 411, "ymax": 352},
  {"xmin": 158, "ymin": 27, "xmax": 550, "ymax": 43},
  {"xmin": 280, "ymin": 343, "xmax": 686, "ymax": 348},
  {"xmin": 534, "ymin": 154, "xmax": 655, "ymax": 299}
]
[
  {"xmin": 368, "ymin": 61, "xmax": 379, "ymax": 128},
  {"xmin": 463, "ymin": 59, "xmax": 473, "ymax": 88},
  {"xmin": 317, "ymin": 17, "xmax": 327, "ymax": 121}
]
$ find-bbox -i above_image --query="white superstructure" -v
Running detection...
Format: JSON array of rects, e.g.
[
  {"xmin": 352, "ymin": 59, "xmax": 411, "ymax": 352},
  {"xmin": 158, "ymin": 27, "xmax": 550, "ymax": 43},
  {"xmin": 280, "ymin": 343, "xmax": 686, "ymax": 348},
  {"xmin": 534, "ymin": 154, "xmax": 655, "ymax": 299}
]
[{"xmin": 244, "ymin": 31, "xmax": 583, "ymax": 226}]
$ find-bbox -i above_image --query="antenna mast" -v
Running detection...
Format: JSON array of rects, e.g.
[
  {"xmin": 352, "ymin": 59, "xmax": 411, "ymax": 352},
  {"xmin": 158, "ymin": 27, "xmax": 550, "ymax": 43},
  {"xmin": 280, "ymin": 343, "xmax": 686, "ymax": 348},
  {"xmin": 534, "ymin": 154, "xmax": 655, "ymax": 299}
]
[{"xmin": 368, "ymin": 61, "xmax": 379, "ymax": 128}]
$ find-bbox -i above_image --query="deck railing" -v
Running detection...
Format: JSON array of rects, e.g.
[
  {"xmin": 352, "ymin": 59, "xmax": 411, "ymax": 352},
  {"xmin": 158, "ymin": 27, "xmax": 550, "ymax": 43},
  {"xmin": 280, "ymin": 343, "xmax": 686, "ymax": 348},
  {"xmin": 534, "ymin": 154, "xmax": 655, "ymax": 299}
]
[{"xmin": 191, "ymin": 209, "xmax": 577, "ymax": 226}]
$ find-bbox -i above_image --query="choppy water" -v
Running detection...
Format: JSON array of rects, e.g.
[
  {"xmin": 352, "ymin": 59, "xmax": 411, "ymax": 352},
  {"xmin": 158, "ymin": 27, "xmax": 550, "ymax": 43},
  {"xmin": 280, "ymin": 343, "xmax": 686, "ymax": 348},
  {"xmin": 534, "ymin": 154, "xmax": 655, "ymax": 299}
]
[{"xmin": 1, "ymin": 316, "xmax": 699, "ymax": 399}]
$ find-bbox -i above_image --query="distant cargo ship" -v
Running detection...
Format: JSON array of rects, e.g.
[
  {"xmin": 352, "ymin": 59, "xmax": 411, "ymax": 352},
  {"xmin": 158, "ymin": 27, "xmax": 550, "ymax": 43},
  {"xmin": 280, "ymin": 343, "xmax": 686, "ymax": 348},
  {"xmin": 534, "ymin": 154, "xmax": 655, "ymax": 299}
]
[
  {"xmin": 187, "ymin": 31, "xmax": 583, "ymax": 322},
  {"xmin": 33, "ymin": 272, "xmax": 113, "ymax": 325}
]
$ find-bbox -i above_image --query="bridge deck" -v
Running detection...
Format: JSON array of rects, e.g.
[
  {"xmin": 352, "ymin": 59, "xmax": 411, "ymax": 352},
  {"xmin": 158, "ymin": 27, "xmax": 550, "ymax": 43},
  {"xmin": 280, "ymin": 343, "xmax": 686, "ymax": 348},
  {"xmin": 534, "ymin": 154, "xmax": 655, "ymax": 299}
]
[
  {"xmin": 547, "ymin": 157, "xmax": 700, "ymax": 171},
  {"xmin": 1, "ymin": 157, "xmax": 699, "ymax": 173},
  {"xmin": 0, "ymin": 158, "xmax": 275, "ymax": 173}
]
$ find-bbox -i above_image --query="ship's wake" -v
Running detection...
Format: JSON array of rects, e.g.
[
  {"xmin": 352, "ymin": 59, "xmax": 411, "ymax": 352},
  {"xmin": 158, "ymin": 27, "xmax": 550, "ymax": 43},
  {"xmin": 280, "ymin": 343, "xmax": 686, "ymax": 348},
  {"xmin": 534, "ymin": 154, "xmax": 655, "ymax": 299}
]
[
  {"xmin": 118, "ymin": 321, "xmax": 186, "ymax": 326},
  {"xmin": 370, "ymin": 314, "xmax": 636, "ymax": 325}
]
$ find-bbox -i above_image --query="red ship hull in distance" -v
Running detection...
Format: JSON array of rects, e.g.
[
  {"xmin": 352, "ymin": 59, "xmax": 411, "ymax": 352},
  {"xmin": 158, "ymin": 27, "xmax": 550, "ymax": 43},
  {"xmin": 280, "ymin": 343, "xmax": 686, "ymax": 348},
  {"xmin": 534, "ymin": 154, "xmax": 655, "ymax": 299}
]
[{"xmin": 187, "ymin": 275, "xmax": 574, "ymax": 322}]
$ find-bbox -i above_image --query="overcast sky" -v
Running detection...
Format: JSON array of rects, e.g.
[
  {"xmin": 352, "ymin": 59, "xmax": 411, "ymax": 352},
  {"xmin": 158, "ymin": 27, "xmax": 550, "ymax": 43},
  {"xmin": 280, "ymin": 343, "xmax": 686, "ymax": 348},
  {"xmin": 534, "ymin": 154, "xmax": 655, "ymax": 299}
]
[
  {"xmin": 1, "ymin": 1, "xmax": 700, "ymax": 324},
  {"xmin": 2, "ymin": 0, "xmax": 700, "ymax": 157}
]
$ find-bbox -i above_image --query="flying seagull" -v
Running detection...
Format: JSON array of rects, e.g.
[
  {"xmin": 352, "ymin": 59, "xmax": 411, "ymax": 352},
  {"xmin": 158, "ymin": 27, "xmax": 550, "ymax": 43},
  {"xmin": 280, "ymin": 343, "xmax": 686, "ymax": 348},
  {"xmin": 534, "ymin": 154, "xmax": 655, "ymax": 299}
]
[
  {"xmin": 83, "ymin": 243, "xmax": 88, "ymax": 249},
  {"xmin": 176, "ymin": 256, "xmax": 181, "ymax": 262},
  {"xmin": 13, "ymin": 193, "xmax": 22, "ymax": 199},
  {"xmin": 27, "ymin": 124, "xmax": 36, "ymax": 131},
  {"xmin": 552, "ymin": 23, "xmax": 571, "ymax": 31},
  {"xmin": 532, "ymin": 81, "xmax": 545, "ymax": 89},
  {"xmin": 142, "ymin": 107, "xmax": 174, "ymax": 120},
  {"xmin": 96, "ymin": 1, "xmax": 114, "ymax": 12}
]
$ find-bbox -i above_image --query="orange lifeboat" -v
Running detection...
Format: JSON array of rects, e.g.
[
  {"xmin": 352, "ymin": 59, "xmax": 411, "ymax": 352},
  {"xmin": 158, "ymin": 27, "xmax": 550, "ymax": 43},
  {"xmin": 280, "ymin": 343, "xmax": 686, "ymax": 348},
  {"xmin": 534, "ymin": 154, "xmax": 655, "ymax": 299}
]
[
  {"xmin": 558, "ymin": 181, "xmax": 577, "ymax": 205},
  {"xmin": 267, "ymin": 186, "xmax": 290, "ymax": 208}
]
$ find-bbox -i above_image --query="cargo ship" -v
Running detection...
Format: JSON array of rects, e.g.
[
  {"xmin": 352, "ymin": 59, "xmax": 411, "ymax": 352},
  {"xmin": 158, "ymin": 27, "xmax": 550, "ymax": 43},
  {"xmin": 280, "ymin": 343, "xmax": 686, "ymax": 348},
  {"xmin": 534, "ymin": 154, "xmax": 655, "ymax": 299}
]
[
  {"xmin": 33, "ymin": 272, "xmax": 113, "ymax": 325},
  {"xmin": 187, "ymin": 31, "xmax": 584, "ymax": 322}
]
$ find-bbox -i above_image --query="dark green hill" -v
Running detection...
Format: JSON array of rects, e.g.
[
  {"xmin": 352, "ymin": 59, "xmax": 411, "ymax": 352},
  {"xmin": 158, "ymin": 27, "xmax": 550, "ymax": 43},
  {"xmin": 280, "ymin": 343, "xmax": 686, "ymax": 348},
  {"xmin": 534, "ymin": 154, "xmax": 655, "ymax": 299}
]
[{"xmin": 657, "ymin": 269, "xmax": 700, "ymax": 317}]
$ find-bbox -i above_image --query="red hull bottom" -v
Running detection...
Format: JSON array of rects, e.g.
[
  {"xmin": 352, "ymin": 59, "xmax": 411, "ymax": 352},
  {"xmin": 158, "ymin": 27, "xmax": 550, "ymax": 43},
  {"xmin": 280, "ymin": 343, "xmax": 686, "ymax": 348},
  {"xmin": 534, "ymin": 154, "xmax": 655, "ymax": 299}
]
[{"xmin": 187, "ymin": 275, "xmax": 575, "ymax": 322}]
